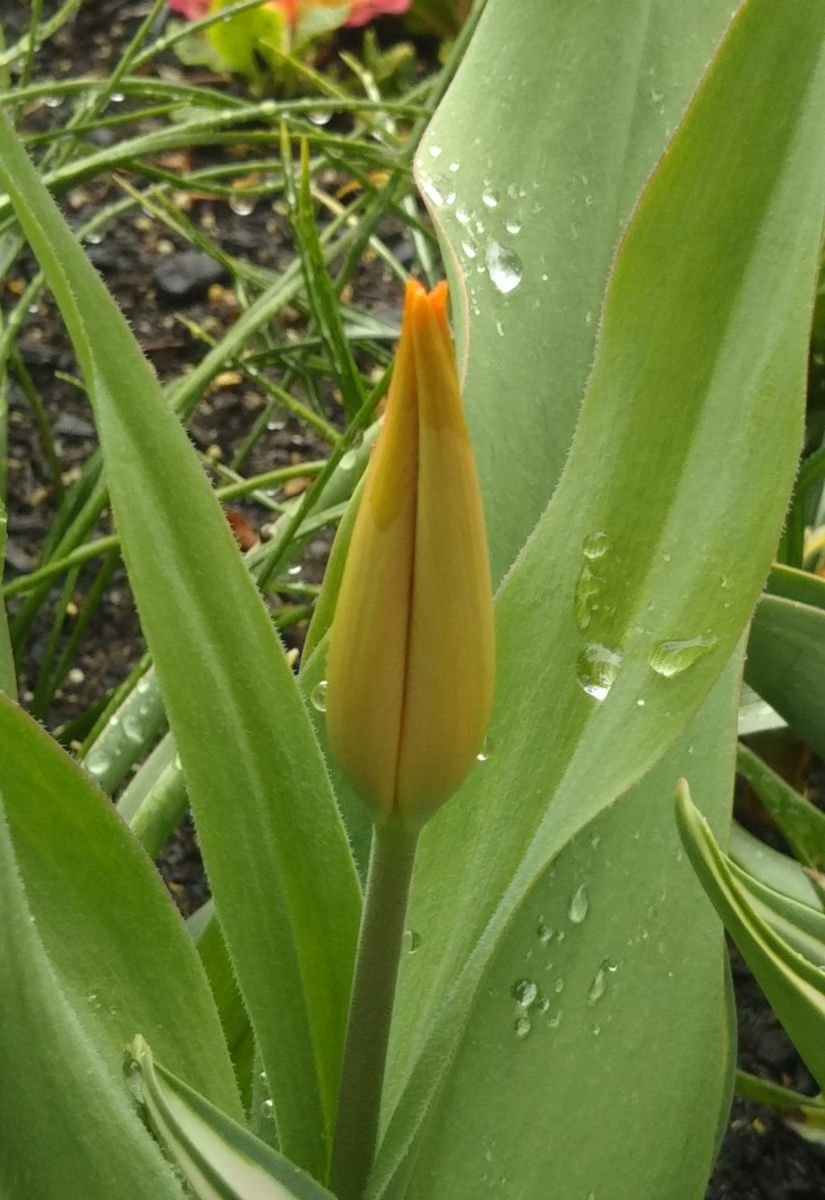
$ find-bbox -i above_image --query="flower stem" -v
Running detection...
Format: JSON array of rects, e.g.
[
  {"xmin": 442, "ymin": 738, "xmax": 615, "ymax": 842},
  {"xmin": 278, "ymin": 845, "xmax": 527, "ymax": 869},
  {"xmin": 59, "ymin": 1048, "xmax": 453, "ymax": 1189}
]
[{"xmin": 330, "ymin": 820, "xmax": 418, "ymax": 1200}]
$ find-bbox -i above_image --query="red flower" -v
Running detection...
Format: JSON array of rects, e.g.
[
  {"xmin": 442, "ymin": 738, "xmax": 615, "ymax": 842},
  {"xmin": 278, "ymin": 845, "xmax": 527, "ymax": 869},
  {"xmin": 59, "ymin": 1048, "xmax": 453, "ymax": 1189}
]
[{"xmin": 345, "ymin": 0, "xmax": 411, "ymax": 26}]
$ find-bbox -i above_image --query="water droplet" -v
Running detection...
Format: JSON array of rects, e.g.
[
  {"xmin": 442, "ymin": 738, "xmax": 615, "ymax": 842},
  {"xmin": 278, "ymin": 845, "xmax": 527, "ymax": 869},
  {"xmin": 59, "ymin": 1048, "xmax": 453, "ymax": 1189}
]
[
  {"xmin": 86, "ymin": 755, "xmax": 108, "ymax": 779},
  {"xmin": 428, "ymin": 144, "xmax": 442, "ymax": 159},
  {"xmin": 403, "ymin": 929, "xmax": 421, "ymax": 954},
  {"xmin": 461, "ymin": 239, "xmax": 477, "ymax": 259},
  {"xmin": 122, "ymin": 713, "xmax": 143, "ymax": 745},
  {"xmin": 258, "ymin": 1070, "xmax": 268, "ymax": 1084},
  {"xmin": 261, "ymin": 1098, "xmax": 275, "ymax": 1118},
  {"xmin": 110, "ymin": 91, "xmax": 125, "ymax": 103},
  {"xmin": 495, "ymin": 319, "xmax": 504, "ymax": 338},
  {"xmin": 576, "ymin": 644, "xmax": 622, "ymax": 701},
  {"xmin": 481, "ymin": 186, "xmax": 499, "ymax": 208},
  {"xmin": 537, "ymin": 997, "xmax": 550, "ymax": 1013},
  {"xmin": 44, "ymin": 94, "xmax": 64, "ymax": 108},
  {"xmin": 536, "ymin": 918, "xmax": 554, "ymax": 945},
  {"xmin": 287, "ymin": 563, "xmax": 303, "ymax": 577},
  {"xmin": 67, "ymin": 667, "xmax": 85, "ymax": 685},
  {"xmin": 514, "ymin": 1016, "xmax": 532, "ymax": 1038},
  {"xmin": 582, "ymin": 530, "xmax": 610, "ymax": 560},
  {"xmin": 448, "ymin": 161, "xmax": 460, "ymax": 173},
  {"xmin": 512, "ymin": 979, "xmax": 538, "ymax": 1008},
  {"xmin": 588, "ymin": 964, "xmax": 608, "ymax": 1004},
  {"xmin": 592, "ymin": 1023, "xmax": 602, "ymax": 1036},
  {"xmin": 455, "ymin": 204, "xmax": 471, "ymax": 226},
  {"xmin": 574, "ymin": 563, "xmax": 603, "ymax": 632},
  {"xmin": 636, "ymin": 698, "xmax": 646, "ymax": 707},
  {"xmin": 311, "ymin": 681, "xmax": 328, "ymax": 713},
  {"xmin": 649, "ymin": 635, "xmax": 718, "ymax": 678},
  {"xmin": 421, "ymin": 173, "xmax": 451, "ymax": 207},
  {"xmin": 475, "ymin": 734, "xmax": 493, "ymax": 762},
  {"xmin": 553, "ymin": 978, "xmax": 564, "ymax": 995},
  {"xmin": 548, "ymin": 1010, "xmax": 562, "ymax": 1029},
  {"xmin": 504, "ymin": 218, "xmax": 522, "ymax": 235},
  {"xmin": 568, "ymin": 884, "xmax": 589, "ymax": 925},
  {"xmin": 309, "ymin": 109, "xmax": 332, "ymax": 126},
  {"xmin": 229, "ymin": 194, "xmax": 255, "ymax": 217},
  {"xmin": 485, "ymin": 242, "xmax": 522, "ymax": 294}
]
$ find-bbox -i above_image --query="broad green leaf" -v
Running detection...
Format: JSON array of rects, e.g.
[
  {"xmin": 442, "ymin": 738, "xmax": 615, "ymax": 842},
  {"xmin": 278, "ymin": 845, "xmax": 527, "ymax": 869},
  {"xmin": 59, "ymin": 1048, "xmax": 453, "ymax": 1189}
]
[
  {"xmin": 0, "ymin": 694, "xmax": 241, "ymax": 1115},
  {"xmin": 375, "ymin": 663, "xmax": 740, "ymax": 1200},
  {"xmin": 377, "ymin": 0, "xmax": 825, "ymax": 1193},
  {"xmin": 677, "ymin": 781, "xmax": 825, "ymax": 1093},
  {"xmin": 747, "ymin": 592, "xmax": 825, "ymax": 759},
  {"xmin": 731, "ymin": 860, "xmax": 825, "ymax": 964},
  {"xmin": 736, "ymin": 742, "xmax": 825, "ymax": 872},
  {"xmin": 730, "ymin": 821, "xmax": 823, "ymax": 911},
  {"xmin": 130, "ymin": 1037, "xmax": 336, "ymax": 1200},
  {"xmin": 0, "ymin": 798, "xmax": 184, "ymax": 1200},
  {"xmin": 0, "ymin": 111, "xmax": 361, "ymax": 1178}
]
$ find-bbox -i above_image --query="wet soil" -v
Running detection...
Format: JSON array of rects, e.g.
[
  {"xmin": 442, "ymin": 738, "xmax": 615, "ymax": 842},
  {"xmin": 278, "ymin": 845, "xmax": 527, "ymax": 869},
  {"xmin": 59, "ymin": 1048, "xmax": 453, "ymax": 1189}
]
[{"xmin": 5, "ymin": 3, "xmax": 825, "ymax": 1197}]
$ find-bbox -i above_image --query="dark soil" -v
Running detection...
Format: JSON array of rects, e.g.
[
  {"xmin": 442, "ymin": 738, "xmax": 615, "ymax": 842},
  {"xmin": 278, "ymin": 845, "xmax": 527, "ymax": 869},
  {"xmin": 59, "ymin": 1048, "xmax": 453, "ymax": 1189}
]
[{"xmin": 5, "ymin": 3, "xmax": 825, "ymax": 1197}]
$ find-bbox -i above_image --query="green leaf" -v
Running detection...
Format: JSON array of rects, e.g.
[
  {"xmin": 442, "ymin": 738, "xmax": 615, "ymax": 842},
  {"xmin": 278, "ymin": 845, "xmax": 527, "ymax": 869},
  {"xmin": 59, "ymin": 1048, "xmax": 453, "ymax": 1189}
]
[
  {"xmin": 730, "ymin": 821, "xmax": 823, "ymax": 911},
  {"xmin": 677, "ymin": 780, "xmax": 825, "ymax": 1093},
  {"xmin": 0, "ymin": 795, "xmax": 184, "ymax": 1199},
  {"xmin": 0, "ymin": 694, "xmax": 241, "ymax": 1115},
  {"xmin": 747, "ymin": 592, "xmax": 825, "ymax": 759},
  {"xmin": 376, "ymin": 663, "xmax": 741, "ymax": 1200},
  {"xmin": 374, "ymin": 0, "xmax": 825, "ymax": 1193},
  {"xmin": 129, "ymin": 1037, "xmax": 337, "ymax": 1200},
  {"xmin": 0, "ymin": 111, "xmax": 361, "ymax": 1178},
  {"xmin": 736, "ymin": 742, "xmax": 825, "ymax": 872}
]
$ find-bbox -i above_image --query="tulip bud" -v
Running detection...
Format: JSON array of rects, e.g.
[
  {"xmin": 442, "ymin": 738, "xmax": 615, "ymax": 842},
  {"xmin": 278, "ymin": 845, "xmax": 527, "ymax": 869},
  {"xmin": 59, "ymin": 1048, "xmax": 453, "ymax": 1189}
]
[{"xmin": 325, "ymin": 279, "xmax": 494, "ymax": 830}]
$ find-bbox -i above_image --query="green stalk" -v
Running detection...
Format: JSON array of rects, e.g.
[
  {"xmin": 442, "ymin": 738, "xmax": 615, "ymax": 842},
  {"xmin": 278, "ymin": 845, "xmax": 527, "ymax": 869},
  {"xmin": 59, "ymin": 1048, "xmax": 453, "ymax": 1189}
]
[{"xmin": 330, "ymin": 821, "xmax": 418, "ymax": 1200}]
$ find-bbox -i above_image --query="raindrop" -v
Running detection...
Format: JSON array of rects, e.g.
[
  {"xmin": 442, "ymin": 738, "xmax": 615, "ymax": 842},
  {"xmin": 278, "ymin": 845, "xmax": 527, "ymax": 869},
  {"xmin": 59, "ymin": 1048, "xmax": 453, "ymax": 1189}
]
[
  {"xmin": 421, "ymin": 174, "xmax": 449, "ymax": 207},
  {"xmin": 261, "ymin": 1098, "xmax": 275, "ymax": 1119},
  {"xmin": 504, "ymin": 218, "xmax": 522, "ymax": 235},
  {"xmin": 582, "ymin": 530, "xmax": 610, "ymax": 560},
  {"xmin": 587, "ymin": 961, "xmax": 614, "ymax": 1004},
  {"xmin": 495, "ymin": 319, "xmax": 504, "ymax": 338},
  {"xmin": 259, "ymin": 1070, "xmax": 268, "ymax": 1085},
  {"xmin": 229, "ymin": 195, "xmax": 255, "ymax": 217},
  {"xmin": 485, "ymin": 242, "xmax": 523, "ymax": 294},
  {"xmin": 553, "ymin": 978, "xmax": 564, "ymax": 995},
  {"xmin": 403, "ymin": 929, "xmax": 421, "ymax": 954},
  {"xmin": 548, "ymin": 1010, "xmax": 562, "ymax": 1029},
  {"xmin": 68, "ymin": 667, "xmax": 85, "ymax": 685},
  {"xmin": 86, "ymin": 755, "xmax": 108, "ymax": 779},
  {"xmin": 514, "ymin": 1016, "xmax": 532, "ymax": 1039},
  {"xmin": 537, "ymin": 917, "xmax": 554, "ymax": 944},
  {"xmin": 455, "ymin": 204, "xmax": 471, "ymax": 226},
  {"xmin": 592, "ymin": 1024, "xmax": 602, "ymax": 1036},
  {"xmin": 512, "ymin": 979, "xmax": 538, "ymax": 1008},
  {"xmin": 448, "ymin": 161, "xmax": 460, "ymax": 173},
  {"xmin": 461, "ymin": 239, "xmax": 478, "ymax": 260},
  {"xmin": 481, "ymin": 186, "xmax": 500, "ymax": 208},
  {"xmin": 476, "ymin": 735, "xmax": 492, "ymax": 762},
  {"xmin": 110, "ymin": 91, "xmax": 125, "ymax": 103},
  {"xmin": 537, "ymin": 997, "xmax": 550, "ymax": 1013},
  {"xmin": 85, "ymin": 231, "xmax": 103, "ymax": 245},
  {"xmin": 309, "ymin": 110, "xmax": 332, "ymax": 126},
  {"xmin": 576, "ymin": 643, "xmax": 622, "ymax": 701},
  {"xmin": 44, "ymin": 94, "xmax": 64, "ymax": 109},
  {"xmin": 287, "ymin": 563, "xmax": 303, "ymax": 577},
  {"xmin": 428, "ymin": 144, "xmax": 442, "ymax": 158},
  {"xmin": 568, "ymin": 883, "xmax": 589, "ymax": 925},
  {"xmin": 574, "ymin": 563, "xmax": 603, "ymax": 632},
  {"xmin": 636, "ymin": 698, "xmax": 646, "ymax": 707},
  {"xmin": 122, "ymin": 713, "xmax": 143, "ymax": 745},
  {"xmin": 649, "ymin": 635, "xmax": 718, "ymax": 678},
  {"xmin": 311, "ymin": 681, "xmax": 328, "ymax": 713}
]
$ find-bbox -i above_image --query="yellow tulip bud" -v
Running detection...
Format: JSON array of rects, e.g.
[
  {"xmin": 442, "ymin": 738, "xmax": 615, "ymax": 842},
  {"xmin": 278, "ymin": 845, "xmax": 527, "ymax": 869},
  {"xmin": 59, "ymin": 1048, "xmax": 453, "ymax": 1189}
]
[{"xmin": 325, "ymin": 279, "xmax": 495, "ymax": 830}]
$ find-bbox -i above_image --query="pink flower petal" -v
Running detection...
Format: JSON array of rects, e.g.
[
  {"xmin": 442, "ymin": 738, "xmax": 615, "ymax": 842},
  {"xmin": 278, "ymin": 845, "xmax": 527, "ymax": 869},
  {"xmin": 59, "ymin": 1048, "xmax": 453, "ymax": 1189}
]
[
  {"xmin": 167, "ymin": 0, "xmax": 212, "ymax": 18},
  {"xmin": 345, "ymin": 0, "xmax": 411, "ymax": 27}
]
